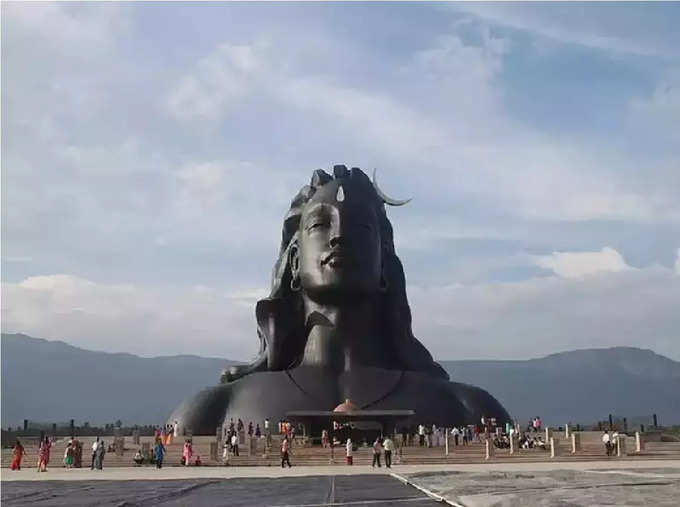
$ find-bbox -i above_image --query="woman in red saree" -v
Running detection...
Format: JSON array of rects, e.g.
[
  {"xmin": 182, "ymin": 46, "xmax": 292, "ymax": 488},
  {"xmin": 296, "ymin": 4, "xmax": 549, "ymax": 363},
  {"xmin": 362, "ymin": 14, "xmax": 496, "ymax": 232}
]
[
  {"xmin": 10, "ymin": 440, "xmax": 26, "ymax": 470},
  {"xmin": 37, "ymin": 436, "xmax": 51, "ymax": 472}
]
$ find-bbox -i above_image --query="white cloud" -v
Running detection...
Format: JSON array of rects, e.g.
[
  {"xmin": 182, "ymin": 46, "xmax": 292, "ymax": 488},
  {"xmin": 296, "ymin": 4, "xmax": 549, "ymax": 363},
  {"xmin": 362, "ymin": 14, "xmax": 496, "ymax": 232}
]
[
  {"xmin": 408, "ymin": 263, "xmax": 680, "ymax": 361},
  {"xmin": 533, "ymin": 247, "xmax": 632, "ymax": 279},
  {"xmin": 1, "ymin": 275, "xmax": 260, "ymax": 360},
  {"xmin": 674, "ymin": 248, "xmax": 680, "ymax": 275},
  {"xmin": 166, "ymin": 42, "xmax": 267, "ymax": 122},
  {"xmin": 3, "ymin": 3, "xmax": 130, "ymax": 55},
  {"xmin": 161, "ymin": 30, "xmax": 680, "ymax": 226},
  {"xmin": 452, "ymin": 3, "xmax": 678, "ymax": 57}
]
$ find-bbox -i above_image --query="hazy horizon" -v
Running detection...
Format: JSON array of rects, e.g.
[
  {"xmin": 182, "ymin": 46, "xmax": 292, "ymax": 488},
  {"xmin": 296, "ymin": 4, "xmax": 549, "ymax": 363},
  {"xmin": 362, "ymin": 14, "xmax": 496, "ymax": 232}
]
[{"xmin": 2, "ymin": 332, "xmax": 677, "ymax": 365}]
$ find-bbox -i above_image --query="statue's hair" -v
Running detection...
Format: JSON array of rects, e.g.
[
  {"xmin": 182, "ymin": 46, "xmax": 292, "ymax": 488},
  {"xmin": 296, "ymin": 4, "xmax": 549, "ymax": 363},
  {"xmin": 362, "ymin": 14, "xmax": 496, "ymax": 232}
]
[{"xmin": 222, "ymin": 166, "xmax": 449, "ymax": 383}]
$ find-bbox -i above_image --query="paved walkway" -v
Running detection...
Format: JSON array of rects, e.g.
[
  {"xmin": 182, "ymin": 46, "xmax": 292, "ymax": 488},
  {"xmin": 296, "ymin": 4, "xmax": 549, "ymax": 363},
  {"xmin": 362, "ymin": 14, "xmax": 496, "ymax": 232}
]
[{"xmin": 2, "ymin": 459, "xmax": 679, "ymax": 482}]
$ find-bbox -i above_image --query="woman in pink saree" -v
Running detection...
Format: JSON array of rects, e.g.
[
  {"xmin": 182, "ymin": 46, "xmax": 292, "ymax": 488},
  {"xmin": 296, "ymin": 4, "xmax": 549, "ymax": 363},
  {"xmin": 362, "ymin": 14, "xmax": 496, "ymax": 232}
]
[
  {"xmin": 182, "ymin": 440, "xmax": 193, "ymax": 466},
  {"xmin": 37, "ymin": 436, "xmax": 51, "ymax": 472}
]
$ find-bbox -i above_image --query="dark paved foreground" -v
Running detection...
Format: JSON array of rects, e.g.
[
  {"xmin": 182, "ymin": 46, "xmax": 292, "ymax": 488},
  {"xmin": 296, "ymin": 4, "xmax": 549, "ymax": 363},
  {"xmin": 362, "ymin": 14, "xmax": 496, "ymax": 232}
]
[{"xmin": 1, "ymin": 475, "xmax": 437, "ymax": 507}]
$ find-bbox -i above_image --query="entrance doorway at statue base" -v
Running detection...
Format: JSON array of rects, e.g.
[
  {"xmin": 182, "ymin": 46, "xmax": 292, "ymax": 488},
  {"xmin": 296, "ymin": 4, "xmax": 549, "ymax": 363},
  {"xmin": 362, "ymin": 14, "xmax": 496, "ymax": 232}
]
[{"xmin": 287, "ymin": 408, "xmax": 414, "ymax": 444}]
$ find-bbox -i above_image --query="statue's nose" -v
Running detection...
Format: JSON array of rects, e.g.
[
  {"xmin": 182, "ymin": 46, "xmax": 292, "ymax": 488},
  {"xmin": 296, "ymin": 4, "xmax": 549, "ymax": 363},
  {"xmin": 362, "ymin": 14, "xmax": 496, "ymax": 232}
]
[{"xmin": 329, "ymin": 214, "xmax": 348, "ymax": 248}]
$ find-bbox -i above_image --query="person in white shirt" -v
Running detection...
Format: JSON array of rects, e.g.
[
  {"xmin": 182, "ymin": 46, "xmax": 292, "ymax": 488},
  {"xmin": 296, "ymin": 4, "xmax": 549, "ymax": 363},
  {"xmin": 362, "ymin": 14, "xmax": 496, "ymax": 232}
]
[
  {"xmin": 418, "ymin": 424, "xmax": 425, "ymax": 447},
  {"xmin": 173, "ymin": 421, "xmax": 178, "ymax": 438},
  {"xmin": 452, "ymin": 427, "xmax": 460, "ymax": 446},
  {"xmin": 90, "ymin": 437, "xmax": 99, "ymax": 470},
  {"xmin": 602, "ymin": 431, "xmax": 611, "ymax": 456},
  {"xmin": 231, "ymin": 433, "xmax": 239, "ymax": 456},
  {"xmin": 382, "ymin": 437, "xmax": 394, "ymax": 468},
  {"xmin": 346, "ymin": 438, "xmax": 353, "ymax": 465}
]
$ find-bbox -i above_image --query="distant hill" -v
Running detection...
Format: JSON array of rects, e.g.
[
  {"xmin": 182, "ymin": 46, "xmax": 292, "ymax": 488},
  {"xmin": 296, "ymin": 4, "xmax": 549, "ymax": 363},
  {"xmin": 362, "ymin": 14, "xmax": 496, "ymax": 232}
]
[
  {"xmin": 2, "ymin": 333, "xmax": 679, "ymax": 427},
  {"xmin": 440, "ymin": 347, "xmax": 680, "ymax": 426},
  {"xmin": 1, "ymin": 333, "xmax": 237, "ymax": 427}
]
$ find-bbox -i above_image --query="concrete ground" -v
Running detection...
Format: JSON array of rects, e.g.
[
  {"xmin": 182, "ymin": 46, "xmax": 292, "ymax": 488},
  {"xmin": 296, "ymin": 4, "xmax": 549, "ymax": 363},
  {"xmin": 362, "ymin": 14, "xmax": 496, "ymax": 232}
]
[
  {"xmin": 404, "ymin": 467, "xmax": 680, "ymax": 507},
  {"xmin": 2, "ymin": 460, "xmax": 679, "ymax": 506}
]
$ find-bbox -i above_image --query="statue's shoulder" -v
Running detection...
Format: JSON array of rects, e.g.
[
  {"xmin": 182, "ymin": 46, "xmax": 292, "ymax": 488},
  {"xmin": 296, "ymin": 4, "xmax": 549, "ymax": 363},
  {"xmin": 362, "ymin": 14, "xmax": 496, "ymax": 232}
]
[
  {"xmin": 168, "ymin": 383, "xmax": 233, "ymax": 435},
  {"xmin": 395, "ymin": 372, "xmax": 509, "ymax": 424},
  {"xmin": 169, "ymin": 370, "xmax": 299, "ymax": 434},
  {"xmin": 447, "ymin": 381, "xmax": 511, "ymax": 423}
]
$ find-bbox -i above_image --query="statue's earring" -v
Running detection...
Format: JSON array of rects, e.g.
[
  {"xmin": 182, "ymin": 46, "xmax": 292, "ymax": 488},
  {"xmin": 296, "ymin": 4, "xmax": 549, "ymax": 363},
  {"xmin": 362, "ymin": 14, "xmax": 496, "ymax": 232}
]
[{"xmin": 289, "ymin": 242, "xmax": 301, "ymax": 292}]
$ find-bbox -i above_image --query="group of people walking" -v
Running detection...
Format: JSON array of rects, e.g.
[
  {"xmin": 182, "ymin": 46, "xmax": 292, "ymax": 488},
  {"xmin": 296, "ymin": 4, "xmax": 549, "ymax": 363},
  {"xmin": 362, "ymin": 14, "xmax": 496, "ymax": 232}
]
[
  {"xmin": 602, "ymin": 430, "xmax": 622, "ymax": 456},
  {"xmin": 10, "ymin": 436, "xmax": 106, "ymax": 472}
]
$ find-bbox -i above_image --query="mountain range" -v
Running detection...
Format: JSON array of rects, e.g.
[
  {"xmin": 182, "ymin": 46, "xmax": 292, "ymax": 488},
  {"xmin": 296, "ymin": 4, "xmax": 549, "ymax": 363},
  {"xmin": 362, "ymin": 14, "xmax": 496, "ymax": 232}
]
[{"xmin": 2, "ymin": 333, "xmax": 679, "ymax": 428}]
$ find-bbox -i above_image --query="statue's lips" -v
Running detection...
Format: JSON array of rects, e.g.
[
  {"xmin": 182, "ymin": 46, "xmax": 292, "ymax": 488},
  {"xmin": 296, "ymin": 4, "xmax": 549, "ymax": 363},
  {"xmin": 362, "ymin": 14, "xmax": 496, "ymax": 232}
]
[{"xmin": 321, "ymin": 251, "xmax": 358, "ymax": 268}]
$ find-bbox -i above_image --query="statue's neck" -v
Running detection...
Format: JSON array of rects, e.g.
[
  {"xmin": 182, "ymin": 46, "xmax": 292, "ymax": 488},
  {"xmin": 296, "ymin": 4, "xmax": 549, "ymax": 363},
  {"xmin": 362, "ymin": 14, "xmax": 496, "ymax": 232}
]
[{"xmin": 300, "ymin": 295, "xmax": 387, "ymax": 372}]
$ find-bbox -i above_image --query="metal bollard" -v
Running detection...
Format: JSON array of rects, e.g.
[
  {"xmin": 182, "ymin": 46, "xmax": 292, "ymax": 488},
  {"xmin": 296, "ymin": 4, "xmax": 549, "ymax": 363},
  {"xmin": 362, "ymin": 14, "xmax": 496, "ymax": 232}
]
[
  {"xmin": 617, "ymin": 436, "xmax": 627, "ymax": 457},
  {"xmin": 550, "ymin": 437, "xmax": 558, "ymax": 458},
  {"xmin": 571, "ymin": 433, "xmax": 581, "ymax": 454}
]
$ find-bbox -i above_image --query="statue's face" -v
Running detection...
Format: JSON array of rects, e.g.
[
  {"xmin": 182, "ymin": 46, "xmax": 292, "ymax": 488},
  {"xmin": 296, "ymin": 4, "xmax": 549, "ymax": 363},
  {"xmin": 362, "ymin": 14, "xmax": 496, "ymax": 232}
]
[{"xmin": 295, "ymin": 180, "xmax": 381, "ymax": 300}]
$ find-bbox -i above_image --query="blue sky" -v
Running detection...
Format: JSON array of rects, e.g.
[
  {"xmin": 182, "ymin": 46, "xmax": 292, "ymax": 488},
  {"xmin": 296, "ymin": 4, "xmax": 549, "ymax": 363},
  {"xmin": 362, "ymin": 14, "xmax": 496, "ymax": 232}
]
[{"xmin": 2, "ymin": 2, "xmax": 679, "ymax": 361}]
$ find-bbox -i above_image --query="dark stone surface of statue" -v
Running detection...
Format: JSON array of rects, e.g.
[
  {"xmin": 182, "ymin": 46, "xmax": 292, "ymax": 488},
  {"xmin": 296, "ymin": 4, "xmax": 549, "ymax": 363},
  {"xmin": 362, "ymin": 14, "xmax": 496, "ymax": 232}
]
[{"xmin": 169, "ymin": 166, "xmax": 510, "ymax": 433}]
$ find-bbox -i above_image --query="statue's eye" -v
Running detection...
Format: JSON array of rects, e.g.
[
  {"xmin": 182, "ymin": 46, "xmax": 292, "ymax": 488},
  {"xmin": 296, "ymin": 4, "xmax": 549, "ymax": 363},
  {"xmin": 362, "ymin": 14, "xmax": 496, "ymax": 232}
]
[{"xmin": 307, "ymin": 221, "xmax": 328, "ymax": 231}]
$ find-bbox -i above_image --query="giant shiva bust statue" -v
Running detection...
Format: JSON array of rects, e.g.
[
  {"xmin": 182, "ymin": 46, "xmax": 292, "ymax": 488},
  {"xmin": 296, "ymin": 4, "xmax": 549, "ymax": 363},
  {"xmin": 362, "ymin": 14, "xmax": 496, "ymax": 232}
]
[{"xmin": 169, "ymin": 166, "xmax": 510, "ymax": 434}]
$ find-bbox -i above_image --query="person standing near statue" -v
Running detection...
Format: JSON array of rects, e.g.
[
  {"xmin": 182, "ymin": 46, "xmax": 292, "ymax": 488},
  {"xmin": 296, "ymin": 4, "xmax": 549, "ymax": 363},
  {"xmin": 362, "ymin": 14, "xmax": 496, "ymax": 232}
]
[
  {"xmin": 37, "ymin": 436, "xmax": 51, "ymax": 472},
  {"xmin": 90, "ymin": 437, "xmax": 100, "ymax": 469},
  {"xmin": 94, "ymin": 440, "xmax": 106, "ymax": 470},
  {"xmin": 63, "ymin": 441, "xmax": 74, "ymax": 468},
  {"xmin": 281, "ymin": 435, "xmax": 292, "ymax": 467},
  {"xmin": 230, "ymin": 432, "xmax": 239, "ymax": 456},
  {"xmin": 382, "ymin": 436, "xmax": 394, "ymax": 468},
  {"xmin": 154, "ymin": 440, "xmax": 166, "ymax": 469},
  {"xmin": 72, "ymin": 438, "xmax": 83, "ymax": 468},
  {"xmin": 10, "ymin": 440, "xmax": 26, "ymax": 470},
  {"xmin": 602, "ymin": 431, "xmax": 611, "ymax": 456},
  {"xmin": 182, "ymin": 440, "xmax": 193, "ymax": 466},
  {"xmin": 372, "ymin": 437, "xmax": 382, "ymax": 467}
]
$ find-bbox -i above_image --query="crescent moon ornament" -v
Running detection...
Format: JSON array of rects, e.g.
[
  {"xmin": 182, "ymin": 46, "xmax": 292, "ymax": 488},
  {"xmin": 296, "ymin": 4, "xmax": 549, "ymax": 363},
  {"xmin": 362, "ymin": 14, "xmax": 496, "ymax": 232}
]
[{"xmin": 372, "ymin": 168, "xmax": 412, "ymax": 206}]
